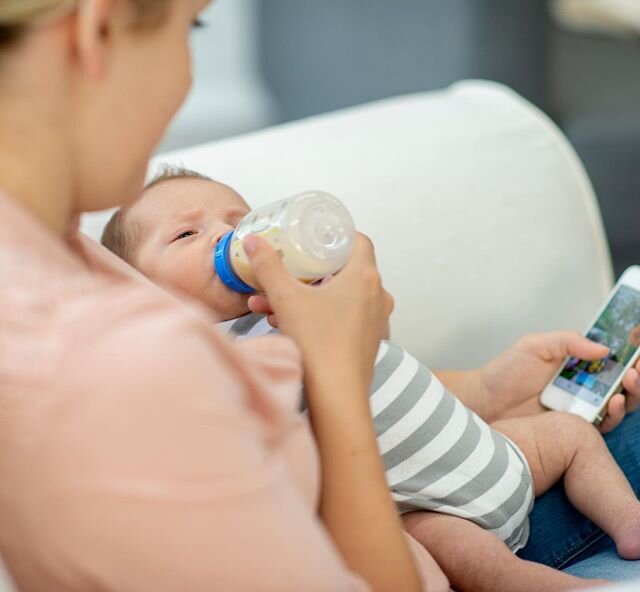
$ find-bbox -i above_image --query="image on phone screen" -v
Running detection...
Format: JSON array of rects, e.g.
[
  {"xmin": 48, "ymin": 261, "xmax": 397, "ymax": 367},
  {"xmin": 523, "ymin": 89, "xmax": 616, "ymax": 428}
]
[{"xmin": 553, "ymin": 285, "xmax": 640, "ymax": 406}]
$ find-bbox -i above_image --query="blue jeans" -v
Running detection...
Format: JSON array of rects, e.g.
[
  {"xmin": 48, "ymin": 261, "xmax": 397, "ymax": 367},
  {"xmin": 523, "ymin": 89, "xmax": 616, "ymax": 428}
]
[{"xmin": 517, "ymin": 410, "xmax": 640, "ymax": 580}]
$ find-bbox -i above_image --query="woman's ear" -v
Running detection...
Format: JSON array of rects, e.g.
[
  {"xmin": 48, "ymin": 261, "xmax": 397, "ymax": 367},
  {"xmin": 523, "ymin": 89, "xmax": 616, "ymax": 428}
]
[{"xmin": 75, "ymin": 0, "xmax": 118, "ymax": 80}]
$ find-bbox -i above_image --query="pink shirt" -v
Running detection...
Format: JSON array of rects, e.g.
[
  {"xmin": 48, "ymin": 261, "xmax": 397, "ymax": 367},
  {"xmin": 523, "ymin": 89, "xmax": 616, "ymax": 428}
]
[{"xmin": 0, "ymin": 193, "xmax": 371, "ymax": 591}]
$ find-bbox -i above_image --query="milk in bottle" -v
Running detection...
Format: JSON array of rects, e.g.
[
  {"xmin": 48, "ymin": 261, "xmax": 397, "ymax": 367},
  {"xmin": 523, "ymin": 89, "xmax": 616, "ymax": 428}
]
[{"xmin": 214, "ymin": 191, "xmax": 355, "ymax": 293}]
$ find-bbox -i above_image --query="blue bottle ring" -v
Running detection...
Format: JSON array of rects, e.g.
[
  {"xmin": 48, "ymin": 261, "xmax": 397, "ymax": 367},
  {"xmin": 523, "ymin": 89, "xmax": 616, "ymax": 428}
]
[{"xmin": 214, "ymin": 231, "xmax": 256, "ymax": 294}]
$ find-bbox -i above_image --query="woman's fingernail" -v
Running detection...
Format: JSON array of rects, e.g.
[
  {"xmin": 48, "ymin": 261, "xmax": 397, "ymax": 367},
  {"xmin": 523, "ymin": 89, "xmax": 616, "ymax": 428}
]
[{"xmin": 243, "ymin": 235, "xmax": 258, "ymax": 256}]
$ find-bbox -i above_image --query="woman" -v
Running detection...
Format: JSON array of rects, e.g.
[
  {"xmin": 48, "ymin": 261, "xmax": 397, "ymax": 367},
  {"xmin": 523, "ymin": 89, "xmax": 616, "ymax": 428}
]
[
  {"xmin": 0, "ymin": 1, "xmax": 436, "ymax": 590},
  {"xmin": 0, "ymin": 1, "xmax": 637, "ymax": 590}
]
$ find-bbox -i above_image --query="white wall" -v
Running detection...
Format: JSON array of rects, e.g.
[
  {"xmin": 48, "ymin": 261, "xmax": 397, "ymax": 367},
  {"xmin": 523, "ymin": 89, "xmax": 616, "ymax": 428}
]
[{"xmin": 157, "ymin": 0, "xmax": 278, "ymax": 152}]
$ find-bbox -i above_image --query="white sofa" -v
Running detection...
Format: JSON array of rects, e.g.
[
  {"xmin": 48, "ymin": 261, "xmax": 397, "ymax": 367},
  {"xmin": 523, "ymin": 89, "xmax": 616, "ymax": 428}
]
[
  {"xmin": 13, "ymin": 80, "xmax": 625, "ymax": 591},
  {"xmin": 85, "ymin": 80, "xmax": 613, "ymax": 370}
]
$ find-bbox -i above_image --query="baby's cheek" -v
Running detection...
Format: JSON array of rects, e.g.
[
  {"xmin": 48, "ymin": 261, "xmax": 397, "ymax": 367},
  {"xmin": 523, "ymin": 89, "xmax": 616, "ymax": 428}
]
[{"xmin": 161, "ymin": 255, "xmax": 209, "ymax": 297}]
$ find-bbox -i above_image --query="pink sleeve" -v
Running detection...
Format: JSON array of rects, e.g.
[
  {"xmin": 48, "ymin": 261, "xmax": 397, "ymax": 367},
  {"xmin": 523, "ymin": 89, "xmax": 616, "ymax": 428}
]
[{"xmin": 22, "ymin": 300, "xmax": 369, "ymax": 592}]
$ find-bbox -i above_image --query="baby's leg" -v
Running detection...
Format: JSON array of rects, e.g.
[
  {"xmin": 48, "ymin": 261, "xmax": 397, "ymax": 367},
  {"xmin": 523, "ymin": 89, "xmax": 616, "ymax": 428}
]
[
  {"xmin": 493, "ymin": 412, "xmax": 640, "ymax": 560},
  {"xmin": 403, "ymin": 511, "xmax": 607, "ymax": 591}
]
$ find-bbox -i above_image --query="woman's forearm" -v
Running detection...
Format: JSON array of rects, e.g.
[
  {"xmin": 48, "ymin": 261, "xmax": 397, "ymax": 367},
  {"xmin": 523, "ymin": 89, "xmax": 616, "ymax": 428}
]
[
  {"xmin": 242, "ymin": 233, "xmax": 425, "ymax": 589},
  {"xmin": 305, "ymin": 362, "xmax": 423, "ymax": 592}
]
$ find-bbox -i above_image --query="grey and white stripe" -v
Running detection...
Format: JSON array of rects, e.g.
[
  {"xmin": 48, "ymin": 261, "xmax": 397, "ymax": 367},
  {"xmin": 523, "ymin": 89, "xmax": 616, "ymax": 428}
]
[{"xmin": 218, "ymin": 313, "xmax": 534, "ymax": 552}]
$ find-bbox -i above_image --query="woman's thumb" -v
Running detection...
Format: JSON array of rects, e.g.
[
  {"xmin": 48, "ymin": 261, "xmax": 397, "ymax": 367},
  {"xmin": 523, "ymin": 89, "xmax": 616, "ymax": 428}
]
[
  {"xmin": 243, "ymin": 234, "xmax": 291, "ymax": 296},
  {"xmin": 568, "ymin": 334, "xmax": 609, "ymax": 361}
]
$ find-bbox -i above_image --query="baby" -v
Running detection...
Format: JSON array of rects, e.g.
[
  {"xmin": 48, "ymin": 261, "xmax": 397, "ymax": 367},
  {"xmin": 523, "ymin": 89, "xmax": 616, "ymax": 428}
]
[{"xmin": 102, "ymin": 166, "xmax": 640, "ymax": 591}]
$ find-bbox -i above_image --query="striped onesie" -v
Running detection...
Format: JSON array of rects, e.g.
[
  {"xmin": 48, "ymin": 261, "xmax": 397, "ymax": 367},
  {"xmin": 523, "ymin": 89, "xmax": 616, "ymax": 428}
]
[{"xmin": 217, "ymin": 313, "xmax": 535, "ymax": 552}]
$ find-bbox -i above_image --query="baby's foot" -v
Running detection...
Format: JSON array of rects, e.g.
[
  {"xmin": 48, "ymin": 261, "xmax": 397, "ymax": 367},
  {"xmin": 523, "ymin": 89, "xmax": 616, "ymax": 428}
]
[{"xmin": 613, "ymin": 509, "xmax": 640, "ymax": 560}]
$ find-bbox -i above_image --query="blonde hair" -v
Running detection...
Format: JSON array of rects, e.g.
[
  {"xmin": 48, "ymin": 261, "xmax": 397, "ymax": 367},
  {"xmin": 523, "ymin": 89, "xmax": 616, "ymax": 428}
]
[
  {"xmin": 0, "ymin": 0, "xmax": 170, "ymax": 49},
  {"xmin": 0, "ymin": 1, "xmax": 75, "ymax": 24}
]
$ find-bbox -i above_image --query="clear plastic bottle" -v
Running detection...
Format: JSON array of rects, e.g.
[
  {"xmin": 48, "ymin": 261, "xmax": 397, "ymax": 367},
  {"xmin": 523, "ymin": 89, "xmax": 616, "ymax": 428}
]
[{"xmin": 214, "ymin": 191, "xmax": 355, "ymax": 293}]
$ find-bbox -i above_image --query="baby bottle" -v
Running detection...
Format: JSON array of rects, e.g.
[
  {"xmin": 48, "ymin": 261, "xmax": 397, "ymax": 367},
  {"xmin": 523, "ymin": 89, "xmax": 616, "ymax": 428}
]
[{"xmin": 214, "ymin": 191, "xmax": 355, "ymax": 293}]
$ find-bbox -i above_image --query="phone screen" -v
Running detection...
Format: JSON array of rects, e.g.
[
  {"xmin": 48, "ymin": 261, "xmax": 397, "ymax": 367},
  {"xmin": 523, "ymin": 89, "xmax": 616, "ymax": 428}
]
[{"xmin": 553, "ymin": 285, "xmax": 640, "ymax": 406}]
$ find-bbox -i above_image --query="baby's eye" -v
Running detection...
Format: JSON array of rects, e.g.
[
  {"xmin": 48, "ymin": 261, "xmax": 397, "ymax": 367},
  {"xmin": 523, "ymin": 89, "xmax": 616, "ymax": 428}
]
[{"xmin": 174, "ymin": 230, "xmax": 196, "ymax": 242}]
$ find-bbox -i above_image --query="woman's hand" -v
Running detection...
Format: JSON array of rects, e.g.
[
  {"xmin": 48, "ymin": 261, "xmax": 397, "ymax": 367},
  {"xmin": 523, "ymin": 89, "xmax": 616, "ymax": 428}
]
[
  {"xmin": 244, "ymin": 233, "xmax": 393, "ymax": 393},
  {"xmin": 243, "ymin": 234, "xmax": 424, "ymax": 592},
  {"xmin": 473, "ymin": 332, "xmax": 640, "ymax": 432}
]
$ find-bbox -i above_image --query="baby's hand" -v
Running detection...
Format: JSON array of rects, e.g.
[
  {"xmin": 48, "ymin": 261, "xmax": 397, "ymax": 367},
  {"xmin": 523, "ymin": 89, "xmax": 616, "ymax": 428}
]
[{"xmin": 247, "ymin": 294, "xmax": 279, "ymax": 328}]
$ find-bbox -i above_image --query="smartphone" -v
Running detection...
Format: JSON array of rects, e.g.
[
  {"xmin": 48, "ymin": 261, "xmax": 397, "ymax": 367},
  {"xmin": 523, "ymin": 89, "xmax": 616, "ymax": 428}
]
[{"xmin": 540, "ymin": 265, "xmax": 640, "ymax": 424}]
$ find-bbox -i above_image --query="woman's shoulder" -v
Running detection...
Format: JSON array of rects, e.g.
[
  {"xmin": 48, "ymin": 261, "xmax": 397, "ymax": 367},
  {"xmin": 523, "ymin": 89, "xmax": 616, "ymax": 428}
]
[{"xmin": 49, "ymin": 269, "xmax": 304, "ymax": 431}]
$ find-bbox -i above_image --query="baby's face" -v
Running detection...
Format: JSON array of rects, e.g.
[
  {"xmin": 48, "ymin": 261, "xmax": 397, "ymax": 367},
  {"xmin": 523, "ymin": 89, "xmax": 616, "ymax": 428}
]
[{"xmin": 130, "ymin": 178, "xmax": 252, "ymax": 320}]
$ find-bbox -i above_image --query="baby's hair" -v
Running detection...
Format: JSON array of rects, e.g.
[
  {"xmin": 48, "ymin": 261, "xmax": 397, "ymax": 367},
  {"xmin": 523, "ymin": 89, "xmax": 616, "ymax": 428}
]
[
  {"xmin": 101, "ymin": 164, "xmax": 214, "ymax": 263},
  {"xmin": 143, "ymin": 164, "xmax": 213, "ymax": 192}
]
